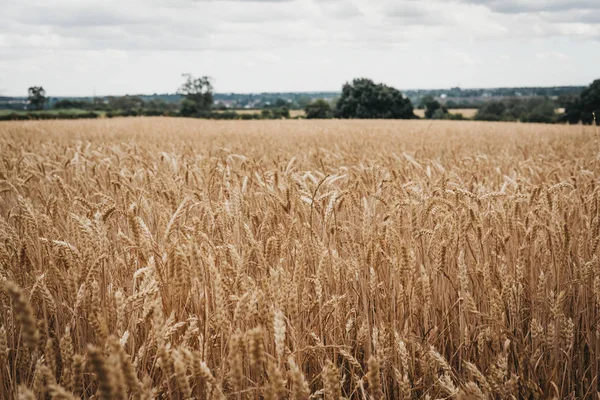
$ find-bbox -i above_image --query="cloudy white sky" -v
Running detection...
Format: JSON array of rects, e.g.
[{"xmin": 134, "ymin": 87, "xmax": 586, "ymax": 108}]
[{"xmin": 1, "ymin": 0, "xmax": 599, "ymax": 96}]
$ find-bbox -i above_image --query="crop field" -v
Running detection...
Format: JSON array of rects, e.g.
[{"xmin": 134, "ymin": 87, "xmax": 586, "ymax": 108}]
[
  {"xmin": 0, "ymin": 118, "xmax": 599, "ymax": 399},
  {"xmin": 222, "ymin": 109, "xmax": 306, "ymax": 117},
  {"xmin": 412, "ymin": 109, "xmax": 478, "ymax": 119}
]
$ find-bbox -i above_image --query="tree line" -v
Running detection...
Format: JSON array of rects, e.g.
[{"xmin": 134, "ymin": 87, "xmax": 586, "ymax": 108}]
[{"xmin": 7, "ymin": 76, "xmax": 600, "ymax": 124}]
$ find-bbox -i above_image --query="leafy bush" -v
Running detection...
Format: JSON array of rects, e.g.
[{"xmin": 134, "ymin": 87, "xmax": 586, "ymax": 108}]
[
  {"xmin": 475, "ymin": 97, "xmax": 557, "ymax": 123},
  {"xmin": 561, "ymin": 79, "xmax": 600, "ymax": 124},
  {"xmin": 335, "ymin": 78, "xmax": 415, "ymax": 119},
  {"xmin": 0, "ymin": 111, "xmax": 99, "ymax": 121},
  {"xmin": 305, "ymin": 100, "xmax": 332, "ymax": 119}
]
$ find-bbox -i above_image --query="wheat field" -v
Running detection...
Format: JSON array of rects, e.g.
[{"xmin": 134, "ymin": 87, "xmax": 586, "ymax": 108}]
[
  {"xmin": 217, "ymin": 110, "xmax": 306, "ymax": 117},
  {"xmin": 412, "ymin": 109, "xmax": 478, "ymax": 119},
  {"xmin": 0, "ymin": 118, "xmax": 599, "ymax": 399}
]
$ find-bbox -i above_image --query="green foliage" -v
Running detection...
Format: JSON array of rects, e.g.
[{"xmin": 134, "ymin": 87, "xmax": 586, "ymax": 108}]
[
  {"xmin": 421, "ymin": 96, "xmax": 448, "ymax": 119},
  {"xmin": 562, "ymin": 79, "xmax": 600, "ymax": 124},
  {"xmin": 27, "ymin": 86, "xmax": 46, "ymax": 110},
  {"xmin": 271, "ymin": 107, "xmax": 290, "ymax": 119},
  {"xmin": 54, "ymin": 99, "xmax": 91, "ymax": 109},
  {"xmin": 145, "ymin": 98, "xmax": 178, "ymax": 112},
  {"xmin": 335, "ymin": 78, "xmax": 415, "ymax": 119},
  {"xmin": 107, "ymin": 95, "xmax": 144, "ymax": 111},
  {"xmin": 178, "ymin": 74, "xmax": 213, "ymax": 111},
  {"xmin": 273, "ymin": 98, "xmax": 288, "ymax": 108},
  {"xmin": 475, "ymin": 97, "xmax": 557, "ymax": 123},
  {"xmin": 239, "ymin": 113, "xmax": 261, "ymax": 120},
  {"xmin": 296, "ymin": 95, "xmax": 312, "ymax": 109},
  {"xmin": 305, "ymin": 100, "xmax": 332, "ymax": 119},
  {"xmin": 180, "ymin": 99, "xmax": 199, "ymax": 117},
  {"xmin": 260, "ymin": 107, "xmax": 290, "ymax": 119},
  {"xmin": 0, "ymin": 111, "xmax": 99, "ymax": 121},
  {"xmin": 105, "ymin": 109, "xmax": 178, "ymax": 118}
]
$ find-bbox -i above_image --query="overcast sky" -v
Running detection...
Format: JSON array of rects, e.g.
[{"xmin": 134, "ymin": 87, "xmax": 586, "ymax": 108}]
[{"xmin": 1, "ymin": 0, "xmax": 599, "ymax": 96}]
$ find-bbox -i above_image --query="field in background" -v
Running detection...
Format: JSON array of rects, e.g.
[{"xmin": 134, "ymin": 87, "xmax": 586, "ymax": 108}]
[
  {"xmin": 224, "ymin": 109, "xmax": 480, "ymax": 119},
  {"xmin": 221, "ymin": 109, "xmax": 306, "ymax": 117},
  {"xmin": 413, "ymin": 108, "xmax": 478, "ymax": 118},
  {"xmin": 0, "ymin": 118, "xmax": 598, "ymax": 399}
]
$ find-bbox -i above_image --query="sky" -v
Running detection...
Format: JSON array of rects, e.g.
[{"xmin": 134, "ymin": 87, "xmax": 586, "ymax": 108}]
[{"xmin": 1, "ymin": 0, "xmax": 599, "ymax": 96}]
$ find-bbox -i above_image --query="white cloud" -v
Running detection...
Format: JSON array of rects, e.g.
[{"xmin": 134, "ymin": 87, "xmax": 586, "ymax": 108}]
[
  {"xmin": 536, "ymin": 51, "xmax": 569, "ymax": 61},
  {"xmin": 458, "ymin": 0, "xmax": 600, "ymax": 13},
  {"xmin": 0, "ymin": 0, "xmax": 598, "ymax": 95}
]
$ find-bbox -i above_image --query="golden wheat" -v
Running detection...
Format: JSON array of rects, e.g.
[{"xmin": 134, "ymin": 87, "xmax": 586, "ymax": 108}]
[{"xmin": 0, "ymin": 117, "xmax": 599, "ymax": 399}]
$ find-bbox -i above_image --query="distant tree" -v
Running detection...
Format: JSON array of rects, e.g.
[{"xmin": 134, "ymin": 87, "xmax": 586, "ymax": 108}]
[
  {"xmin": 421, "ymin": 96, "xmax": 448, "ymax": 119},
  {"xmin": 54, "ymin": 99, "xmax": 97, "ymax": 110},
  {"xmin": 296, "ymin": 95, "xmax": 312, "ymax": 109},
  {"xmin": 178, "ymin": 74, "xmax": 213, "ymax": 111},
  {"xmin": 562, "ymin": 79, "xmax": 600, "ymax": 124},
  {"xmin": 107, "ymin": 95, "xmax": 144, "ymax": 111},
  {"xmin": 28, "ymin": 86, "xmax": 47, "ymax": 110},
  {"xmin": 91, "ymin": 97, "xmax": 107, "ymax": 111},
  {"xmin": 557, "ymin": 92, "xmax": 578, "ymax": 109},
  {"xmin": 475, "ymin": 97, "xmax": 557, "ymax": 123},
  {"xmin": 180, "ymin": 99, "xmax": 199, "ymax": 117},
  {"xmin": 520, "ymin": 97, "xmax": 556, "ymax": 123},
  {"xmin": 146, "ymin": 98, "xmax": 177, "ymax": 112},
  {"xmin": 276, "ymin": 99, "xmax": 289, "ymax": 108},
  {"xmin": 305, "ymin": 99, "xmax": 332, "ymax": 119},
  {"xmin": 335, "ymin": 78, "xmax": 415, "ymax": 119},
  {"xmin": 431, "ymin": 109, "xmax": 447, "ymax": 120},
  {"xmin": 475, "ymin": 101, "xmax": 508, "ymax": 121},
  {"xmin": 271, "ymin": 107, "xmax": 290, "ymax": 119},
  {"xmin": 55, "ymin": 99, "xmax": 81, "ymax": 109}
]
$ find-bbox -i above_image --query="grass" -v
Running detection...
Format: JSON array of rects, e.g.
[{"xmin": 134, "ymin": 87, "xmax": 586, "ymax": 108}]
[
  {"xmin": 0, "ymin": 117, "xmax": 598, "ymax": 399},
  {"xmin": 0, "ymin": 108, "xmax": 96, "ymax": 115},
  {"xmin": 0, "ymin": 109, "xmax": 107, "ymax": 118}
]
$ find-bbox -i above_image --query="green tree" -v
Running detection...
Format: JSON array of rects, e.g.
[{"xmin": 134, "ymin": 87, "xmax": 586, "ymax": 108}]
[
  {"xmin": 562, "ymin": 79, "xmax": 600, "ymax": 124},
  {"xmin": 475, "ymin": 101, "xmax": 508, "ymax": 121},
  {"xmin": 335, "ymin": 78, "xmax": 415, "ymax": 119},
  {"xmin": 28, "ymin": 86, "xmax": 47, "ymax": 110},
  {"xmin": 475, "ymin": 97, "xmax": 557, "ymax": 123},
  {"xmin": 296, "ymin": 95, "xmax": 312, "ymax": 109},
  {"xmin": 421, "ymin": 96, "xmax": 448, "ymax": 119},
  {"xmin": 54, "ymin": 99, "xmax": 89, "ymax": 109},
  {"xmin": 107, "ymin": 95, "xmax": 144, "ymax": 111},
  {"xmin": 274, "ymin": 98, "xmax": 288, "ymax": 108},
  {"xmin": 305, "ymin": 99, "xmax": 332, "ymax": 119},
  {"xmin": 146, "ymin": 98, "xmax": 175, "ymax": 112},
  {"xmin": 180, "ymin": 99, "xmax": 199, "ymax": 117},
  {"xmin": 271, "ymin": 107, "xmax": 290, "ymax": 119},
  {"xmin": 178, "ymin": 74, "xmax": 213, "ymax": 112}
]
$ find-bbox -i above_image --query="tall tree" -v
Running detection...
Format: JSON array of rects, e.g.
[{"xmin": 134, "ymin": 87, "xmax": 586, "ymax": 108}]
[
  {"xmin": 335, "ymin": 78, "xmax": 415, "ymax": 119},
  {"xmin": 28, "ymin": 86, "xmax": 47, "ymax": 110},
  {"xmin": 178, "ymin": 74, "xmax": 213, "ymax": 114},
  {"xmin": 562, "ymin": 79, "xmax": 600, "ymax": 124}
]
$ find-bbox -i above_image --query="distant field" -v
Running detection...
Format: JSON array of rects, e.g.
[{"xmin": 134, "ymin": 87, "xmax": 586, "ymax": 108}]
[
  {"xmin": 413, "ymin": 108, "xmax": 479, "ymax": 118},
  {"xmin": 224, "ymin": 109, "xmax": 306, "ymax": 117},
  {"xmin": 236, "ymin": 109, "xmax": 478, "ymax": 118}
]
